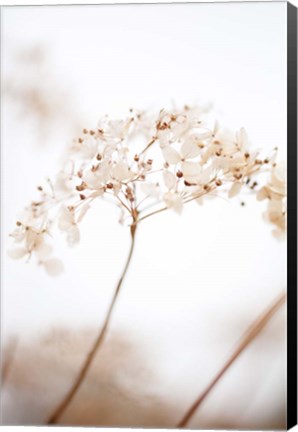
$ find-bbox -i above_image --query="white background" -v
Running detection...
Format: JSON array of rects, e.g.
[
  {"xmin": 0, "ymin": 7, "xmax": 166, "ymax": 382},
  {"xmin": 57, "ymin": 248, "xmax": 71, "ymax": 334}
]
[{"xmin": 1, "ymin": 0, "xmax": 291, "ymax": 430}]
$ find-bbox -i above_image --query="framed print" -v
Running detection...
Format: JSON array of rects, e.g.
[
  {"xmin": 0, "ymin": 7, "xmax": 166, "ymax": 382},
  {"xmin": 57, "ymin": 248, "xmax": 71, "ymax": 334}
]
[{"xmin": 1, "ymin": 1, "xmax": 297, "ymax": 429}]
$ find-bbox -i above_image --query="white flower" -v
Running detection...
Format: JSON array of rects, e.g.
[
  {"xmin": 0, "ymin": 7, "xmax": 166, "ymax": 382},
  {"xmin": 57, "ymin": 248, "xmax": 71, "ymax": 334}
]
[
  {"xmin": 264, "ymin": 199, "xmax": 286, "ymax": 235},
  {"xmin": 58, "ymin": 206, "xmax": 80, "ymax": 247},
  {"xmin": 9, "ymin": 104, "xmax": 287, "ymax": 277},
  {"xmin": 161, "ymin": 139, "xmax": 203, "ymax": 184},
  {"xmin": 257, "ymin": 164, "xmax": 286, "ymax": 202}
]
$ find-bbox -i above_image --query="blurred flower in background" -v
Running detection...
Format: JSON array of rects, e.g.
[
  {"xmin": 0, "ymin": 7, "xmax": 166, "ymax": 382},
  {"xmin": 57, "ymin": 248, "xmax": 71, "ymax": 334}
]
[{"xmin": 3, "ymin": 43, "xmax": 83, "ymax": 145}]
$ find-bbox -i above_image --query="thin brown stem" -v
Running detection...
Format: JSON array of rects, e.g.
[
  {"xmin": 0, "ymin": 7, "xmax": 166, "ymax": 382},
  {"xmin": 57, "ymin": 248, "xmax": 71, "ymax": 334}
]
[
  {"xmin": 138, "ymin": 205, "xmax": 168, "ymax": 223},
  {"xmin": 47, "ymin": 223, "xmax": 138, "ymax": 424},
  {"xmin": 139, "ymin": 137, "xmax": 156, "ymax": 156},
  {"xmin": 177, "ymin": 291, "xmax": 286, "ymax": 428}
]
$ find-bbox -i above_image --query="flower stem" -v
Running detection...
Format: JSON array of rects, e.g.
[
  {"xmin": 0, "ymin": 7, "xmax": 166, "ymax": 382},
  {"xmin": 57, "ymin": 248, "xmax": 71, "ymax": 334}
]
[
  {"xmin": 177, "ymin": 291, "xmax": 286, "ymax": 428},
  {"xmin": 47, "ymin": 223, "xmax": 138, "ymax": 424}
]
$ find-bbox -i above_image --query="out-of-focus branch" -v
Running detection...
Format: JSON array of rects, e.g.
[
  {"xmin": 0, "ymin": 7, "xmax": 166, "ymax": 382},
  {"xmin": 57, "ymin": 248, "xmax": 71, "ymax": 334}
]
[
  {"xmin": 1, "ymin": 337, "xmax": 18, "ymax": 386},
  {"xmin": 177, "ymin": 291, "xmax": 286, "ymax": 428}
]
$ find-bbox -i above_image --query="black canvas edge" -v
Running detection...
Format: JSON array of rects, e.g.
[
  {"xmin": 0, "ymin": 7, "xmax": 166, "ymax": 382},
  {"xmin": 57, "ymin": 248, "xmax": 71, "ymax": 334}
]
[{"xmin": 287, "ymin": 1, "xmax": 297, "ymax": 430}]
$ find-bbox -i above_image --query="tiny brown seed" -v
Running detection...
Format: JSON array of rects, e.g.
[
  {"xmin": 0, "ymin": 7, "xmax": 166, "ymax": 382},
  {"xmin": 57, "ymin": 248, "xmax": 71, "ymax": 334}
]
[{"xmin": 76, "ymin": 181, "xmax": 87, "ymax": 192}]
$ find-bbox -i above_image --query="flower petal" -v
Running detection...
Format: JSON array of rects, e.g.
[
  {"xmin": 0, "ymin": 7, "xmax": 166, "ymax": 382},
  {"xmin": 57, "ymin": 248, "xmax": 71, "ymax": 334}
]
[
  {"xmin": 162, "ymin": 146, "xmax": 181, "ymax": 164},
  {"xmin": 181, "ymin": 161, "xmax": 201, "ymax": 183},
  {"xmin": 43, "ymin": 258, "xmax": 64, "ymax": 276},
  {"xmin": 140, "ymin": 182, "xmax": 159, "ymax": 198},
  {"xmin": 35, "ymin": 242, "xmax": 53, "ymax": 260},
  {"xmin": 163, "ymin": 171, "xmax": 176, "ymax": 190},
  {"xmin": 7, "ymin": 247, "xmax": 28, "ymax": 260},
  {"xmin": 112, "ymin": 162, "xmax": 135, "ymax": 181},
  {"xmin": 181, "ymin": 136, "xmax": 201, "ymax": 159},
  {"xmin": 66, "ymin": 226, "xmax": 80, "ymax": 247},
  {"xmin": 228, "ymin": 182, "xmax": 242, "ymax": 198},
  {"xmin": 58, "ymin": 206, "xmax": 74, "ymax": 231},
  {"xmin": 164, "ymin": 191, "xmax": 183, "ymax": 214}
]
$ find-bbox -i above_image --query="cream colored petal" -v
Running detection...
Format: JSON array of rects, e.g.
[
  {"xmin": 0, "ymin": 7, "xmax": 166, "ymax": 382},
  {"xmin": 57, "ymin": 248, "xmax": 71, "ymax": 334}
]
[
  {"xmin": 181, "ymin": 161, "xmax": 201, "ymax": 183},
  {"xmin": 66, "ymin": 226, "xmax": 80, "ymax": 247},
  {"xmin": 162, "ymin": 146, "xmax": 181, "ymax": 164},
  {"xmin": 228, "ymin": 182, "xmax": 242, "ymax": 198},
  {"xmin": 213, "ymin": 119, "xmax": 220, "ymax": 135},
  {"xmin": 256, "ymin": 187, "xmax": 269, "ymax": 201},
  {"xmin": 140, "ymin": 182, "xmax": 160, "ymax": 198},
  {"xmin": 181, "ymin": 137, "xmax": 201, "ymax": 159},
  {"xmin": 267, "ymin": 199, "xmax": 283, "ymax": 216},
  {"xmin": 236, "ymin": 127, "xmax": 248, "ymax": 150},
  {"xmin": 7, "ymin": 247, "xmax": 28, "ymax": 260},
  {"xmin": 172, "ymin": 196, "xmax": 183, "ymax": 214},
  {"xmin": 43, "ymin": 258, "xmax": 64, "ymax": 276},
  {"xmin": 35, "ymin": 242, "xmax": 53, "ymax": 260},
  {"xmin": 158, "ymin": 130, "xmax": 170, "ymax": 149},
  {"xmin": 164, "ymin": 191, "xmax": 183, "ymax": 214},
  {"xmin": 112, "ymin": 162, "xmax": 135, "ymax": 182},
  {"xmin": 163, "ymin": 171, "xmax": 176, "ymax": 190},
  {"xmin": 58, "ymin": 206, "xmax": 74, "ymax": 231},
  {"xmin": 55, "ymin": 171, "xmax": 73, "ymax": 193},
  {"xmin": 84, "ymin": 171, "xmax": 103, "ymax": 189},
  {"xmin": 25, "ymin": 230, "xmax": 43, "ymax": 252},
  {"xmin": 90, "ymin": 189, "xmax": 105, "ymax": 199},
  {"xmin": 171, "ymin": 122, "xmax": 188, "ymax": 140},
  {"xmin": 199, "ymin": 166, "xmax": 215, "ymax": 185},
  {"xmin": 196, "ymin": 196, "xmax": 204, "ymax": 206},
  {"xmin": 10, "ymin": 229, "xmax": 26, "ymax": 242},
  {"xmin": 77, "ymin": 204, "xmax": 91, "ymax": 223},
  {"xmin": 272, "ymin": 162, "xmax": 286, "ymax": 191},
  {"xmin": 196, "ymin": 131, "xmax": 212, "ymax": 140},
  {"xmin": 272, "ymin": 228, "xmax": 285, "ymax": 240}
]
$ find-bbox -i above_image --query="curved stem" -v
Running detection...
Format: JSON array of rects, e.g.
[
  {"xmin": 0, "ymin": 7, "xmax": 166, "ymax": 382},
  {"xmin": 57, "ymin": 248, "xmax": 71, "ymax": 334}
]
[
  {"xmin": 47, "ymin": 223, "xmax": 138, "ymax": 424},
  {"xmin": 177, "ymin": 291, "xmax": 286, "ymax": 428}
]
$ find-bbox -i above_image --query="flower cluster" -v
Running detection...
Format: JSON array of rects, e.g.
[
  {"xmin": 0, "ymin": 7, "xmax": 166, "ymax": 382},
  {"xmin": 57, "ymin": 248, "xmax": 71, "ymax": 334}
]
[
  {"xmin": 9, "ymin": 105, "xmax": 287, "ymax": 275},
  {"xmin": 257, "ymin": 161, "xmax": 287, "ymax": 238}
]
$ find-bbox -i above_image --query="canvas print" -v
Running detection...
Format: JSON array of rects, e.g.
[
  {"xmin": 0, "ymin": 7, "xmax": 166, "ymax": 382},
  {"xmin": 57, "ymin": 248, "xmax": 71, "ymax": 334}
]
[{"xmin": 1, "ymin": 2, "xmax": 294, "ymax": 429}]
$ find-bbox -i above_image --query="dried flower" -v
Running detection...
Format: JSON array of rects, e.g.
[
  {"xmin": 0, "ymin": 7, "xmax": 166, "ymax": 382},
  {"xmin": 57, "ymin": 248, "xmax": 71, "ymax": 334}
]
[
  {"xmin": 9, "ymin": 105, "xmax": 287, "ymax": 275},
  {"xmin": 256, "ymin": 162, "xmax": 287, "ymax": 238}
]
